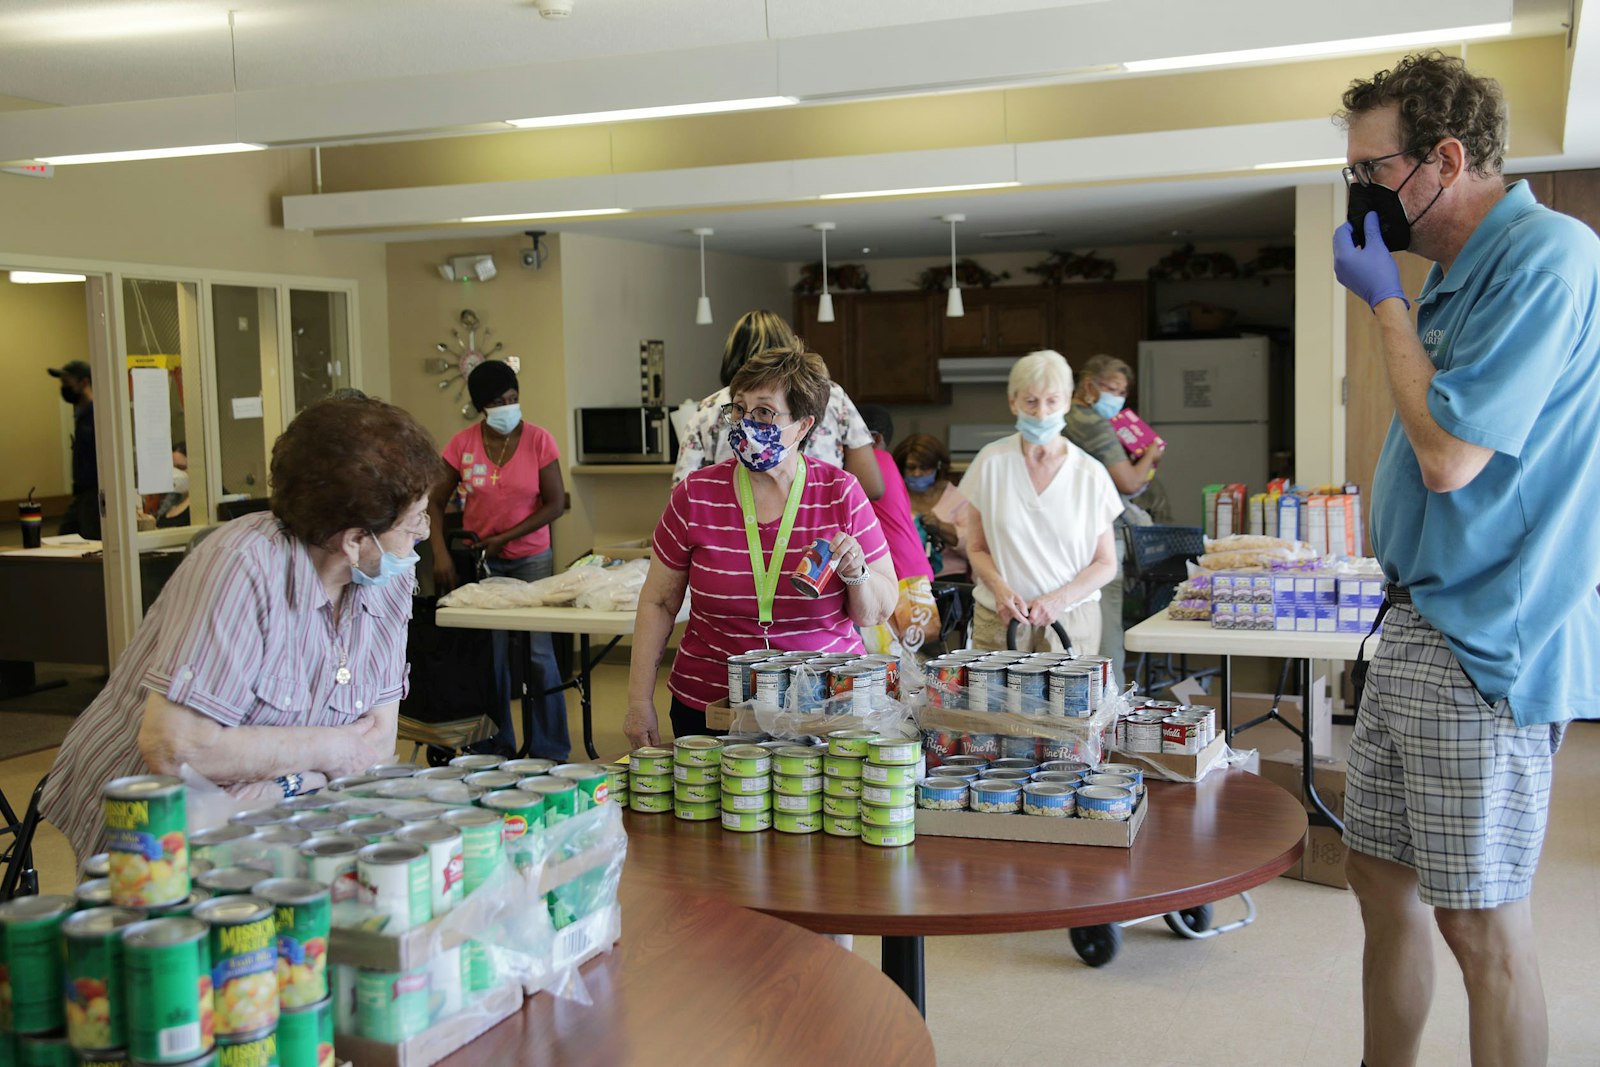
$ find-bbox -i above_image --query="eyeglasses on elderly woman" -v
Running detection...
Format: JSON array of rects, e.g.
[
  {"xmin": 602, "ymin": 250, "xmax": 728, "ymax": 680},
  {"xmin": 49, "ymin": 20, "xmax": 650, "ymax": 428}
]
[{"xmin": 718, "ymin": 401, "xmax": 792, "ymax": 428}]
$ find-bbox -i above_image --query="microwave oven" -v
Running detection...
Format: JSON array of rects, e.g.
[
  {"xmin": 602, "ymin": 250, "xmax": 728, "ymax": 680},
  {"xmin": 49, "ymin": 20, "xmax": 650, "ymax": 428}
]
[{"xmin": 575, "ymin": 406, "xmax": 676, "ymax": 464}]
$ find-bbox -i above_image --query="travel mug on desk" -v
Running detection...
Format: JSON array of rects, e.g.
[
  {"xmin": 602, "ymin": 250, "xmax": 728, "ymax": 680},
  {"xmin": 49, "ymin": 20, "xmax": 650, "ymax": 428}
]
[{"xmin": 18, "ymin": 491, "xmax": 42, "ymax": 548}]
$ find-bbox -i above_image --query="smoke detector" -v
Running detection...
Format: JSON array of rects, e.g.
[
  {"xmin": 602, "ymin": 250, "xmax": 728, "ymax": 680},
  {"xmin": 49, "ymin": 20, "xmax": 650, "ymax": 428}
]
[{"xmin": 535, "ymin": 0, "xmax": 574, "ymax": 18}]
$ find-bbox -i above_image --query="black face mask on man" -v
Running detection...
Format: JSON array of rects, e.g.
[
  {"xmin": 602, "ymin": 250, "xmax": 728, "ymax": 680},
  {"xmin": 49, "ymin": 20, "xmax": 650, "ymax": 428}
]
[
  {"xmin": 59, "ymin": 384, "xmax": 80, "ymax": 404},
  {"xmin": 1347, "ymin": 154, "xmax": 1444, "ymax": 252}
]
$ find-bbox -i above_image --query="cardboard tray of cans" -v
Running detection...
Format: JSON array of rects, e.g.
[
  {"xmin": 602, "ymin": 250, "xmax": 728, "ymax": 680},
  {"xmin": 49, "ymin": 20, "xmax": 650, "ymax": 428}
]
[
  {"xmin": 1111, "ymin": 734, "xmax": 1229, "ymax": 781},
  {"xmin": 914, "ymin": 791, "xmax": 1149, "ymax": 848},
  {"xmin": 912, "ymin": 701, "xmax": 1109, "ymax": 746},
  {"xmin": 703, "ymin": 698, "xmax": 880, "ymax": 736},
  {"xmin": 329, "ymin": 844, "xmax": 616, "ymax": 971}
]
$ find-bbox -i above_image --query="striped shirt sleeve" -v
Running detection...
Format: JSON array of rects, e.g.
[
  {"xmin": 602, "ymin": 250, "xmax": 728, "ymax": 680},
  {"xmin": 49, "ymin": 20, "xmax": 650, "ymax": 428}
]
[
  {"xmin": 142, "ymin": 547, "xmax": 270, "ymax": 727},
  {"xmin": 838, "ymin": 474, "xmax": 891, "ymax": 567},
  {"xmin": 651, "ymin": 480, "xmax": 695, "ymax": 571}
]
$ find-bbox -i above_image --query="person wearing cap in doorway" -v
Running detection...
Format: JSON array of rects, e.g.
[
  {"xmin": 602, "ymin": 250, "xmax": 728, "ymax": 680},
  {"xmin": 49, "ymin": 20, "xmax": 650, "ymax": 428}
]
[{"xmin": 47, "ymin": 359, "xmax": 99, "ymax": 540}]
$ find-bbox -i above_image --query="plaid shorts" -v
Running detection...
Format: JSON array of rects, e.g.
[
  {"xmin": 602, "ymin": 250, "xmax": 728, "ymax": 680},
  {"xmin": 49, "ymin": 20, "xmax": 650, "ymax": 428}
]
[{"xmin": 1344, "ymin": 600, "xmax": 1565, "ymax": 909}]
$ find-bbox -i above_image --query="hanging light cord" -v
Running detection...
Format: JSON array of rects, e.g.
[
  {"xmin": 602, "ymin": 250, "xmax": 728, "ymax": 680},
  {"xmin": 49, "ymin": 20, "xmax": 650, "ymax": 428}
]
[
  {"xmin": 821, "ymin": 227, "xmax": 830, "ymax": 296},
  {"xmin": 698, "ymin": 232, "xmax": 707, "ymax": 298},
  {"xmin": 949, "ymin": 219, "xmax": 958, "ymax": 284}
]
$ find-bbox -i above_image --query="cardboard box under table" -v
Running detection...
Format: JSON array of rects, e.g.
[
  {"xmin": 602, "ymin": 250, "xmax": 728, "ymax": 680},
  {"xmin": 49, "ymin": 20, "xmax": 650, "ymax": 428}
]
[{"xmin": 1256, "ymin": 747, "xmax": 1350, "ymax": 890}]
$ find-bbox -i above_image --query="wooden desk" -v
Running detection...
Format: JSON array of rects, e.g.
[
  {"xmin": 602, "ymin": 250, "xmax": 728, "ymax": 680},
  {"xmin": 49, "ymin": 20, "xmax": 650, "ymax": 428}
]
[
  {"xmin": 439, "ymin": 873, "xmax": 934, "ymax": 1067},
  {"xmin": 622, "ymin": 770, "xmax": 1305, "ymax": 1013}
]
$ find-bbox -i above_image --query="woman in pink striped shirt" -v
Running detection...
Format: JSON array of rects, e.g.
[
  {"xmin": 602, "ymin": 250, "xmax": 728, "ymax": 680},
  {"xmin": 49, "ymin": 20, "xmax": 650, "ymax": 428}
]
[{"xmin": 625, "ymin": 347, "xmax": 898, "ymax": 745}]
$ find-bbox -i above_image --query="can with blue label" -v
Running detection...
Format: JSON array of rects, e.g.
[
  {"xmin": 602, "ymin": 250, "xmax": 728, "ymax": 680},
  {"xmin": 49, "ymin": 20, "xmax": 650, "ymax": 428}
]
[
  {"xmin": 999, "ymin": 735, "xmax": 1039, "ymax": 761},
  {"xmin": 1005, "ymin": 663, "xmax": 1050, "ymax": 713},
  {"xmin": 1047, "ymin": 667, "xmax": 1094, "ymax": 717},
  {"xmin": 789, "ymin": 538, "xmax": 838, "ymax": 597},
  {"xmin": 1076, "ymin": 785, "xmax": 1135, "ymax": 821},
  {"xmin": 916, "ymin": 778, "xmax": 969, "ymax": 811},
  {"xmin": 968, "ymin": 780, "xmax": 1023, "ymax": 814},
  {"xmin": 1021, "ymin": 782, "xmax": 1076, "ymax": 818}
]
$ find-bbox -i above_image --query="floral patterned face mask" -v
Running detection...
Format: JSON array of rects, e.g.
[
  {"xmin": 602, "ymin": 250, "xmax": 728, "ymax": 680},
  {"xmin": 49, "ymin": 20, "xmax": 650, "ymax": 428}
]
[{"xmin": 728, "ymin": 418, "xmax": 789, "ymax": 472}]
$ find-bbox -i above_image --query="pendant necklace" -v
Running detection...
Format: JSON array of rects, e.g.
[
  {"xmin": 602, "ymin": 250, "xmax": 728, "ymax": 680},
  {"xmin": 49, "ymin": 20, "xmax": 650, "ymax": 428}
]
[{"xmin": 332, "ymin": 588, "xmax": 352, "ymax": 685}]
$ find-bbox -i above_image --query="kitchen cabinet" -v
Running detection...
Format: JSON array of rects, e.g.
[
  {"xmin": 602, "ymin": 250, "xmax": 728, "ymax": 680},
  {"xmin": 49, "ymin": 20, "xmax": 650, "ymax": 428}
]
[
  {"xmin": 794, "ymin": 291, "xmax": 944, "ymax": 404},
  {"xmin": 794, "ymin": 293, "xmax": 853, "ymax": 390},
  {"xmin": 935, "ymin": 288, "xmax": 1053, "ymax": 357},
  {"xmin": 1520, "ymin": 168, "xmax": 1600, "ymax": 234},
  {"xmin": 1052, "ymin": 281, "xmax": 1149, "ymax": 376}
]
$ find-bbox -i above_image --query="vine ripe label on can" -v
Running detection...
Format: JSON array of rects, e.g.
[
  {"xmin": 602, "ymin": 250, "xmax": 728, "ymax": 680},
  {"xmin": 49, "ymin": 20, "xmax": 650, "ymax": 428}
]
[
  {"xmin": 62, "ymin": 906, "xmax": 143, "ymax": 1051},
  {"xmin": 194, "ymin": 897, "xmax": 279, "ymax": 1038},
  {"xmin": 252, "ymin": 879, "xmax": 330, "ymax": 1011},
  {"xmin": 102, "ymin": 775, "xmax": 190, "ymax": 910},
  {"xmin": 122, "ymin": 916, "xmax": 215, "ymax": 1064},
  {"xmin": 0, "ymin": 894, "xmax": 76, "ymax": 1034}
]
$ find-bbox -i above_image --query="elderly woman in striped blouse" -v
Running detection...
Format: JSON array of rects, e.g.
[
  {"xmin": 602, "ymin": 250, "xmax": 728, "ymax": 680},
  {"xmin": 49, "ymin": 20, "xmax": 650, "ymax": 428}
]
[{"xmin": 41, "ymin": 395, "xmax": 444, "ymax": 860}]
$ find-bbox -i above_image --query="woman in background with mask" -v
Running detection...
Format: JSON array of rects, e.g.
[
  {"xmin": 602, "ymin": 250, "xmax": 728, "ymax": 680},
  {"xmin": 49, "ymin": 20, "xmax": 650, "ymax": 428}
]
[
  {"xmin": 892, "ymin": 432, "xmax": 971, "ymax": 580},
  {"xmin": 427, "ymin": 359, "xmax": 569, "ymax": 759},
  {"xmin": 41, "ymin": 396, "xmax": 438, "ymax": 859},
  {"xmin": 624, "ymin": 345, "xmax": 896, "ymax": 745},
  {"xmin": 1066, "ymin": 354, "xmax": 1166, "ymax": 687},
  {"xmin": 960, "ymin": 350, "xmax": 1123, "ymax": 654}
]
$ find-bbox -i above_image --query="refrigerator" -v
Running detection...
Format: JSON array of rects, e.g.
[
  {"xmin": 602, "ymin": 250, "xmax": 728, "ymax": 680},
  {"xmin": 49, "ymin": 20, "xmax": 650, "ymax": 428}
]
[{"xmin": 1136, "ymin": 337, "xmax": 1271, "ymax": 529}]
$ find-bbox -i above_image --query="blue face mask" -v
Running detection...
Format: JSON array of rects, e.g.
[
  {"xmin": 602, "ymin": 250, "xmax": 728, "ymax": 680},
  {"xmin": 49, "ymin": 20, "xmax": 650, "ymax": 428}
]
[
  {"xmin": 1015, "ymin": 412, "xmax": 1066, "ymax": 445},
  {"xmin": 904, "ymin": 472, "xmax": 937, "ymax": 492},
  {"xmin": 727, "ymin": 419, "xmax": 790, "ymax": 472},
  {"xmin": 1093, "ymin": 394, "xmax": 1126, "ymax": 421},
  {"xmin": 484, "ymin": 403, "xmax": 521, "ymax": 435},
  {"xmin": 351, "ymin": 544, "xmax": 420, "ymax": 588}
]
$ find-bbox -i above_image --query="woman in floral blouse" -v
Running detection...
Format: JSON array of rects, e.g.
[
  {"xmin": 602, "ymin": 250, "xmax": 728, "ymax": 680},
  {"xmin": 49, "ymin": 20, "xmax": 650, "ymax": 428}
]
[{"xmin": 671, "ymin": 310, "xmax": 883, "ymax": 500}]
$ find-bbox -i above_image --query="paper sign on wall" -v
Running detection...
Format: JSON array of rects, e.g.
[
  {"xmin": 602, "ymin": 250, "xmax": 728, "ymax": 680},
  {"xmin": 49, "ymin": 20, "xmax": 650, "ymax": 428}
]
[
  {"xmin": 231, "ymin": 396, "xmax": 264, "ymax": 420},
  {"xmin": 131, "ymin": 367, "xmax": 174, "ymax": 495}
]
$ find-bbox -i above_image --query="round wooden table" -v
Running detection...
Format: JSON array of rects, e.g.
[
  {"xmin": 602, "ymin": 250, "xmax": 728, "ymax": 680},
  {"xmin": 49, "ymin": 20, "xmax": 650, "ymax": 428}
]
[
  {"xmin": 439, "ymin": 873, "xmax": 934, "ymax": 1066},
  {"xmin": 622, "ymin": 769, "xmax": 1306, "ymax": 1013}
]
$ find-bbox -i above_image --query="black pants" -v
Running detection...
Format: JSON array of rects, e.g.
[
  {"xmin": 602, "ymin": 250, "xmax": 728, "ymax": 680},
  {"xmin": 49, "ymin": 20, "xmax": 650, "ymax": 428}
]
[
  {"xmin": 669, "ymin": 696, "xmax": 708, "ymax": 740},
  {"xmin": 58, "ymin": 489, "xmax": 100, "ymax": 541}
]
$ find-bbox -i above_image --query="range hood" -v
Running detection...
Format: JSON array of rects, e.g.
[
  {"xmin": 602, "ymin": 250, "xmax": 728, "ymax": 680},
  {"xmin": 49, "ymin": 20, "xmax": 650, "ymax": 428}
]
[{"xmin": 938, "ymin": 357, "xmax": 1016, "ymax": 384}]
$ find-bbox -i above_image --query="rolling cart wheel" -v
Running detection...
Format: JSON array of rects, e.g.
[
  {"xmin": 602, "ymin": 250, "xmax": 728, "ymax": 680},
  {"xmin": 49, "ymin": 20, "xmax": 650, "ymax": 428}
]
[
  {"xmin": 1163, "ymin": 905, "xmax": 1213, "ymax": 936},
  {"xmin": 1069, "ymin": 924, "xmax": 1121, "ymax": 967}
]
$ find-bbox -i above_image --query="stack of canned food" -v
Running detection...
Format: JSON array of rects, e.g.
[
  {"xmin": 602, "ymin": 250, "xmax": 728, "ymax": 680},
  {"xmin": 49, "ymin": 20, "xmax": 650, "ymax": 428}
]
[
  {"xmin": 718, "ymin": 744, "xmax": 774, "ymax": 833},
  {"xmin": 917, "ymin": 758, "xmax": 1146, "ymax": 821},
  {"xmin": 668, "ymin": 737, "xmax": 723, "ymax": 822},
  {"xmin": 1114, "ymin": 701, "xmax": 1219, "ymax": 755},
  {"xmin": 727, "ymin": 649, "xmax": 902, "ymax": 710},
  {"xmin": 922, "ymin": 648, "xmax": 1115, "ymax": 717}
]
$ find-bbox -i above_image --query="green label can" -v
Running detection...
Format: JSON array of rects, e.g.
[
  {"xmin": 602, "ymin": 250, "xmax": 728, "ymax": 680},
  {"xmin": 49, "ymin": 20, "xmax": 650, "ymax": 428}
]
[
  {"xmin": 122, "ymin": 916, "xmax": 215, "ymax": 1064},
  {"xmin": 773, "ymin": 792, "xmax": 822, "ymax": 815},
  {"xmin": 672, "ymin": 782, "xmax": 721, "ymax": 805},
  {"xmin": 439, "ymin": 809, "xmax": 503, "ymax": 894},
  {"xmin": 719, "ymin": 793, "xmax": 770, "ymax": 814},
  {"xmin": 295, "ymin": 837, "xmax": 363, "ymax": 909},
  {"xmin": 821, "ymin": 754, "xmax": 864, "ymax": 779},
  {"xmin": 80, "ymin": 854, "xmax": 111, "ymax": 881},
  {"xmin": 719, "ymin": 774, "xmax": 770, "ymax": 797},
  {"xmin": 719, "ymin": 809, "xmax": 770, "ymax": 833},
  {"xmin": 860, "ymin": 822, "xmax": 917, "ymax": 847},
  {"xmin": 628, "ymin": 792, "xmax": 672, "ymax": 814},
  {"xmin": 355, "ymin": 967, "xmax": 430, "ymax": 1043},
  {"xmin": 329, "ymin": 966, "xmax": 358, "ymax": 1037},
  {"xmin": 275, "ymin": 996, "xmax": 333, "ymax": 1067},
  {"xmin": 673, "ymin": 800, "xmax": 719, "ymax": 821},
  {"xmin": 16, "ymin": 1034, "xmax": 71, "ymax": 1067},
  {"xmin": 462, "ymin": 940, "xmax": 497, "ymax": 993},
  {"xmin": 215, "ymin": 1029, "xmax": 276, "ymax": 1067},
  {"xmin": 71, "ymin": 1049, "xmax": 132, "ymax": 1067},
  {"xmin": 392, "ymin": 823, "xmax": 464, "ymax": 918},
  {"xmin": 0, "ymin": 894, "xmax": 75, "ymax": 1033},
  {"xmin": 252, "ymin": 879, "xmax": 329, "ymax": 1010},
  {"xmin": 103, "ymin": 775, "xmax": 189, "ymax": 910},
  {"xmin": 355, "ymin": 844, "xmax": 431, "ymax": 932},
  {"xmin": 477, "ymin": 791, "xmax": 544, "ymax": 870},
  {"xmin": 550, "ymin": 764, "xmax": 611, "ymax": 809},
  {"xmin": 861, "ymin": 784, "xmax": 915, "ymax": 808},
  {"xmin": 628, "ymin": 747, "xmax": 673, "ymax": 775},
  {"xmin": 822, "ymin": 775, "xmax": 863, "ymax": 799},
  {"xmin": 671, "ymin": 736, "xmax": 722, "ymax": 768},
  {"xmin": 62, "ymin": 906, "xmax": 142, "ymax": 1050},
  {"xmin": 514, "ymin": 777, "xmax": 574, "ymax": 824},
  {"xmin": 73, "ymin": 879, "xmax": 113, "ymax": 911},
  {"xmin": 188, "ymin": 827, "xmax": 253, "ymax": 872},
  {"xmin": 821, "ymin": 794, "xmax": 860, "ymax": 818},
  {"xmin": 670, "ymin": 764, "xmax": 718, "ymax": 786},
  {"xmin": 276, "ymin": 991, "xmax": 332, "ymax": 1067},
  {"xmin": 773, "ymin": 811, "xmax": 822, "ymax": 834},
  {"xmin": 193, "ymin": 898, "xmax": 279, "ymax": 1038},
  {"xmin": 861, "ymin": 763, "xmax": 918, "ymax": 788},
  {"xmin": 772, "ymin": 774, "xmax": 823, "ymax": 797},
  {"xmin": 194, "ymin": 869, "xmax": 265, "ymax": 899},
  {"xmin": 628, "ymin": 772, "xmax": 672, "ymax": 793},
  {"xmin": 821, "ymin": 814, "xmax": 861, "ymax": 838},
  {"xmin": 771, "ymin": 746, "xmax": 823, "ymax": 777}
]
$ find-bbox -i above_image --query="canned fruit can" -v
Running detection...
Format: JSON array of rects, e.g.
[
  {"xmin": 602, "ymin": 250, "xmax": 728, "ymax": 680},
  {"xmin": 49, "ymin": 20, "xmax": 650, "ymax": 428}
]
[
  {"xmin": 860, "ymin": 763, "xmax": 917, "ymax": 788},
  {"xmin": 674, "ymin": 800, "xmax": 719, "ymax": 821},
  {"xmin": 79, "ymin": 853, "xmax": 112, "ymax": 881},
  {"xmin": 355, "ymin": 966, "xmax": 430, "ymax": 1043},
  {"xmin": 324, "ymin": 775, "xmax": 377, "ymax": 793},
  {"xmin": 672, "ymin": 736, "xmax": 723, "ymax": 767},
  {"xmin": 356, "ymin": 844, "xmax": 431, "ymax": 932},
  {"xmin": 1076, "ymin": 785, "xmax": 1135, "ymax": 821},
  {"xmin": 411, "ymin": 766, "xmax": 468, "ymax": 782},
  {"xmin": 772, "ymin": 792, "xmax": 821, "ymax": 814},
  {"xmin": 718, "ymin": 773, "xmax": 770, "ymax": 797},
  {"xmin": 969, "ymin": 780, "xmax": 1024, "ymax": 814},
  {"xmin": 75, "ymin": 879, "xmax": 113, "ymax": 910},
  {"xmin": 550, "ymin": 764, "xmax": 611, "ymax": 809},
  {"xmin": 863, "ymin": 737, "xmax": 918, "ymax": 766},
  {"xmin": 821, "ymin": 775, "xmax": 862, "ymax": 799},
  {"xmin": 424, "ymin": 782, "xmax": 485, "ymax": 806},
  {"xmin": 718, "ymin": 746, "xmax": 772, "ymax": 778},
  {"xmin": 329, "ymin": 818, "xmax": 395, "ymax": 847},
  {"xmin": 461, "ymin": 771, "xmax": 520, "ymax": 793},
  {"xmin": 275, "ymin": 996, "xmax": 332, "ymax": 1067},
  {"xmin": 251, "ymin": 880, "xmax": 329, "ymax": 1011},
  {"xmin": 628, "ymin": 747, "xmax": 674, "ymax": 776},
  {"xmin": 821, "ymin": 814, "xmax": 861, "ymax": 837},
  {"xmin": 227, "ymin": 810, "xmax": 291, "ymax": 831},
  {"xmin": 372, "ymin": 780, "xmax": 431, "ymax": 802},
  {"xmin": 821, "ymin": 754, "xmax": 864, "ymax": 779},
  {"xmin": 16, "ymin": 1035, "xmax": 71, "ymax": 1067},
  {"xmin": 123, "ymin": 917, "xmax": 214, "ymax": 1064},
  {"xmin": 0, "ymin": 894, "xmax": 75, "ymax": 1033},
  {"xmin": 719, "ymin": 810, "xmax": 770, "ymax": 833},
  {"xmin": 294, "ymin": 839, "xmax": 362, "ymax": 908},
  {"xmin": 630, "ymin": 788, "xmax": 673, "ymax": 813},
  {"xmin": 670, "ymin": 764, "xmax": 718, "ymax": 786},
  {"xmin": 825, "ymin": 729, "xmax": 875, "ymax": 758},
  {"xmin": 860, "ymin": 802, "xmax": 915, "ymax": 827},
  {"xmin": 719, "ymin": 792, "xmax": 771, "ymax": 814},
  {"xmin": 916, "ymin": 778, "xmax": 970, "ymax": 811},
  {"xmin": 62, "ymin": 906, "xmax": 143, "ymax": 1050},
  {"xmin": 189, "ymin": 827, "xmax": 252, "ymax": 871},
  {"xmin": 242, "ymin": 829, "xmax": 309, "ymax": 880},
  {"xmin": 962, "ymin": 733, "xmax": 1000, "ymax": 760},
  {"xmin": 860, "ymin": 783, "xmax": 915, "ymax": 807},
  {"xmin": 476, "ymin": 792, "xmax": 543, "ymax": 869},
  {"xmin": 999, "ymin": 735, "xmax": 1040, "ymax": 761},
  {"xmin": 438, "ymin": 809, "xmax": 503, "ymax": 895},
  {"xmin": 772, "ymin": 811, "xmax": 822, "ymax": 834},
  {"xmin": 285, "ymin": 813, "xmax": 342, "ymax": 836},
  {"xmin": 673, "ymin": 782, "xmax": 722, "ymax": 805},
  {"xmin": 860, "ymin": 823, "xmax": 915, "ymax": 847},
  {"xmin": 214, "ymin": 1030, "xmax": 275, "ymax": 1067},
  {"xmin": 1021, "ymin": 782, "xmax": 1077, "ymax": 817},
  {"xmin": 630, "ymin": 772, "xmax": 674, "ymax": 793},
  {"xmin": 770, "ymin": 746, "xmax": 822, "ymax": 777},
  {"xmin": 146, "ymin": 890, "xmax": 213, "ymax": 919},
  {"xmin": 102, "ymin": 776, "xmax": 189, "ymax": 910},
  {"xmin": 193, "ymin": 897, "xmax": 278, "ymax": 1037},
  {"xmin": 771, "ymin": 774, "xmax": 822, "ymax": 796}
]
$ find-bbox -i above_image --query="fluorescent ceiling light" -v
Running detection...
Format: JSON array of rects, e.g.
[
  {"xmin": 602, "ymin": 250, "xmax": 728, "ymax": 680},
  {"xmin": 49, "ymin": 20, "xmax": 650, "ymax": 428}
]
[
  {"xmin": 9, "ymin": 271, "xmax": 86, "ymax": 283},
  {"xmin": 1253, "ymin": 157, "xmax": 1346, "ymax": 170},
  {"xmin": 819, "ymin": 181, "xmax": 1020, "ymax": 201},
  {"xmin": 1123, "ymin": 23, "xmax": 1512, "ymax": 73},
  {"xmin": 459, "ymin": 208, "xmax": 630, "ymax": 223},
  {"xmin": 507, "ymin": 96, "xmax": 796, "ymax": 129},
  {"xmin": 38, "ymin": 143, "xmax": 263, "ymax": 165}
]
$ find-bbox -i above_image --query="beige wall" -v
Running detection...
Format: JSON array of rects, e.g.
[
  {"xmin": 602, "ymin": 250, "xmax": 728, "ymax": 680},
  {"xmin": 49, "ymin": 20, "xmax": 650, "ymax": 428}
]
[{"xmin": 0, "ymin": 278, "xmax": 86, "ymax": 499}]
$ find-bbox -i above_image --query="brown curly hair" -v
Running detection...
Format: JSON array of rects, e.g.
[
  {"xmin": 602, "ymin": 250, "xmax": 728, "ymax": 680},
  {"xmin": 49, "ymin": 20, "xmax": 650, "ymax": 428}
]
[
  {"xmin": 1337, "ymin": 50, "xmax": 1507, "ymax": 177},
  {"xmin": 270, "ymin": 395, "xmax": 444, "ymax": 546},
  {"xmin": 728, "ymin": 344, "xmax": 832, "ymax": 446}
]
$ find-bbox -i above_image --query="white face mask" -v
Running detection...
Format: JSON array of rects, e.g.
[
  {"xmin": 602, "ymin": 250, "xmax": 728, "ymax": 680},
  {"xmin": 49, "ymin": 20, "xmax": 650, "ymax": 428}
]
[{"xmin": 170, "ymin": 468, "xmax": 190, "ymax": 495}]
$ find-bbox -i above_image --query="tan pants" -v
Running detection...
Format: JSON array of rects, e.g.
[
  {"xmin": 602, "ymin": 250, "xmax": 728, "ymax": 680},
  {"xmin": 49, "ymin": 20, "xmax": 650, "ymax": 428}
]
[{"xmin": 970, "ymin": 599, "xmax": 1102, "ymax": 655}]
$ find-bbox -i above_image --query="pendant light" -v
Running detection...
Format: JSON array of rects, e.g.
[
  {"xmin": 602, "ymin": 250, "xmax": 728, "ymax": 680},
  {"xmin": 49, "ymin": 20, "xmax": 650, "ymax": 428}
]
[
  {"xmin": 942, "ymin": 213, "xmax": 966, "ymax": 317},
  {"xmin": 692, "ymin": 227, "xmax": 714, "ymax": 325},
  {"xmin": 813, "ymin": 222, "xmax": 837, "ymax": 323}
]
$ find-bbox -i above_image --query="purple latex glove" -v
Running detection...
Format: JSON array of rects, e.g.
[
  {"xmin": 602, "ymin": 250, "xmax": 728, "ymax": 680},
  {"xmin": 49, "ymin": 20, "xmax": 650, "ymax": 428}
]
[{"xmin": 1334, "ymin": 212, "xmax": 1410, "ymax": 311}]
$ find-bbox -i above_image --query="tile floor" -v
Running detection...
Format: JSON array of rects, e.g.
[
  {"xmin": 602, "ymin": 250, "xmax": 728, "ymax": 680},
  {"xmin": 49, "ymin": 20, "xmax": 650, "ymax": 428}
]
[{"xmin": 7, "ymin": 660, "xmax": 1597, "ymax": 1066}]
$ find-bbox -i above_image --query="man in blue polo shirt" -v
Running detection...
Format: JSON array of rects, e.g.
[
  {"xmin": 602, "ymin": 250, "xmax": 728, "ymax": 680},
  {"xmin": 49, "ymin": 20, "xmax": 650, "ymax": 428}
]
[{"xmin": 1332, "ymin": 53, "xmax": 1600, "ymax": 1067}]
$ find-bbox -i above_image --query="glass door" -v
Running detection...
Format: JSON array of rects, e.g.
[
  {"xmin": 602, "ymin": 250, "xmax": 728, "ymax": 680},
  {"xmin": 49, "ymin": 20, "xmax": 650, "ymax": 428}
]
[
  {"xmin": 289, "ymin": 289, "xmax": 351, "ymax": 410},
  {"xmin": 122, "ymin": 278, "xmax": 205, "ymax": 539},
  {"xmin": 210, "ymin": 284, "xmax": 280, "ymax": 517}
]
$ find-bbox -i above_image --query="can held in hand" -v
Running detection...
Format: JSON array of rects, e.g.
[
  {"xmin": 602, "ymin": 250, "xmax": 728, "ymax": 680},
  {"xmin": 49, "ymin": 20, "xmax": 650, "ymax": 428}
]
[
  {"xmin": 356, "ymin": 844, "xmax": 431, "ymax": 932},
  {"xmin": 789, "ymin": 538, "xmax": 838, "ymax": 597},
  {"xmin": 103, "ymin": 776, "xmax": 189, "ymax": 910},
  {"xmin": 355, "ymin": 966, "xmax": 430, "ymax": 1043},
  {"xmin": 275, "ymin": 995, "xmax": 333, "ymax": 1067},
  {"xmin": 0, "ymin": 894, "xmax": 75, "ymax": 1034},
  {"xmin": 253, "ymin": 879, "xmax": 329, "ymax": 1011},
  {"xmin": 123, "ymin": 917, "xmax": 214, "ymax": 1064},
  {"xmin": 62, "ymin": 906, "xmax": 143, "ymax": 1051}
]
